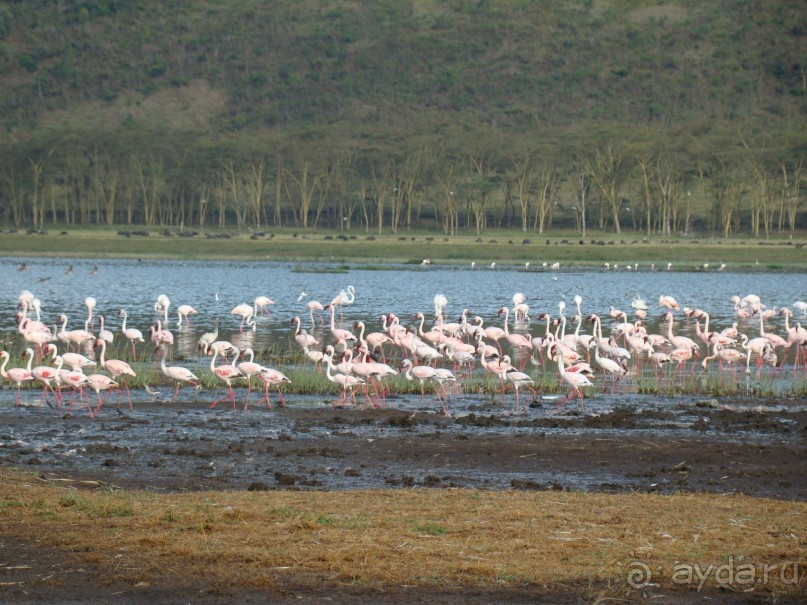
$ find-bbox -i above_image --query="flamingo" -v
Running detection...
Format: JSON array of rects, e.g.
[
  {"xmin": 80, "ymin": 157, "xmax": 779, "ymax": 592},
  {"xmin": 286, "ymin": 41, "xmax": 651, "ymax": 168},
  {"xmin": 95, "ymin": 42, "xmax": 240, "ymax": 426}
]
[
  {"xmin": 54, "ymin": 356, "xmax": 90, "ymax": 410},
  {"xmin": 589, "ymin": 342, "xmax": 627, "ymax": 383},
  {"xmin": 323, "ymin": 346, "xmax": 364, "ymax": 407},
  {"xmin": 500, "ymin": 364, "xmax": 534, "ymax": 413},
  {"xmin": 550, "ymin": 345, "xmax": 593, "ymax": 407},
  {"xmin": 31, "ymin": 344, "xmax": 61, "ymax": 406},
  {"xmin": 325, "ymin": 304, "xmax": 357, "ymax": 346},
  {"xmin": 0, "ymin": 350, "xmax": 34, "ymax": 405},
  {"xmin": 60, "ymin": 350, "xmax": 97, "ymax": 372},
  {"xmin": 236, "ymin": 347, "xmax": 266, "ymax": 400},
  {"xmin": 97, "ymin": 315, "xmax": 114, "ymax": 344},
  {"xmin": 96, "ymin": 339, "xmax": 136, "ymax": 409},
  {"xmin": 118, "ymin": 309, "xmax": 144, "ymax": 358},
  {"xmin": 254, "ymin": 367, "xmax": 291, "ymax": 409},
  {"xmin": 197, "ymin": 318, "xmax": 219, "ymax": 353},
  {"xmin": 701, "ymin": 343, "xmax": 745, "ymax": 372},
  {"xmin": 661, "ymin": 312, "xmax": 700, "ymax": 356},
  {"xmin": 434, "ymin": 294, "xmax": 448, "ymax": 318},
  {"xmin": 306, "ymin": 300, "xmax": 326, "ymax": 328},
  {"xmin": 254, "ymin": 296, "xmax": 275, "ymax": 316},
  {"xmin": 669, "ymin": 345, "xmax": 698, "ymax": 375},
  {"xmin": 58, "ymin": 314, "xmax": 96, "ymax": 352},
  {"xmin": 85, "ymin": 374, "xmax": 120, "ymax": 415},
  {"xmin": 659, "ymin": 295, "xmax": 680, "ymax": 310},
  {"xmin": 157, "ymin": 345, "xmax": 199, "ymax": 401},
  {"xmin": 329, "ymin": 285, "xmax": 355, "ymax": 319},
  {"xmin": 176, "ymin": 304, "xmax": 198, "ymax": 329},
  {"xmin": 84, "ymin": 297, "xmax": 97, "ymax": 332},
  {"xmin": 291, "ymin": 316, "xmax": 319, "ymax": 348},
  {"xmin": 209, "ymin": 347, "xmax": 243, "ymax": 412},
  {"xmin": 149, "ymin": 320, "xmax": 174, "ymax": 348},
  {"xmin": 155, "ymin": 294, "xmax": 171, "ymax": 323},
  {"xmin": 497, "ymin": 307, "xmax": 533, "ymax": 355},
  {"xmin": 354, "ymin": 320, "xmax": 393, "ymax": 362},
  {"xmin": 399, "ymin": 359, "xmax": 453, "ymax": 416},
  {"xmin": 231, "ymin": 303, "xmax": 256, "ymax": 332}
]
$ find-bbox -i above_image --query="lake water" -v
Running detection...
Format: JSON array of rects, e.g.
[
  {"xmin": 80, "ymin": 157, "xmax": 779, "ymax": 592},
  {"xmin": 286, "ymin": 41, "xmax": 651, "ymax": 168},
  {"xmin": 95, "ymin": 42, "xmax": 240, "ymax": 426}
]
[{"xmin": 2, "ymin": 256, "xmax": 804, "ymax": 365}]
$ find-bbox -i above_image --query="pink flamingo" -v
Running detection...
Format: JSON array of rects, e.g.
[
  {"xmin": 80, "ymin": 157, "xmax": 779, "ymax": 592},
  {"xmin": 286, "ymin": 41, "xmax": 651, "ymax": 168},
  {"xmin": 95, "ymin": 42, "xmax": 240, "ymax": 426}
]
[
  {"xmin": 399, "ymin": 359, "xmax": 454, "ymax": 416},
  {"xmin": 501, "ymin": 365, "xmax": 534, "ymax": 414},
  {"xmin": 497, "ymin": 307, "xmax": 533, "ymax": 355},
  {"xmin": 97, "ymin": 315, "xmax": 114, "ymax": 344},
  {"xmin": 254, "ymin": 296, "xmax": 275, "ymax": 316},
  {"xmin": 96, "ymin": 339, "xmax": 136, "ymax": 409},
  {"xmin": 323, "ymin": 347, "xmax": 364, "ymax": 407},
  {"xmin": 231, "ymin": 303, "xmax": 256, "ymax": 332},
  {"xmin": 236, "ymin": 347, "xmax": 265, "ymax": 400},
  {"xmin": 353, "ymin": 321, "xmax": 393, "ymax": 362},
  {"xmin": 291, "ymin": 316, "xmax": 320, "ymax": 348},
  {"xmin": 306, "ymin": 300, "xmax": 325, "ymax": 328},
  {"xmin": 85, "ymin": 374, "xmax": 119, "ymax": 415},
  {"xmin": 31, "ymin": 344, "xmax": 61, "ymax": 406},
  {"xmin": 325, "ymin": 304, "xmax": 357, "ymax": 346},
  {"xmin": 155, "ymin": 294, "xmax": 171, "ymax": 323},
  {"xmin": 118, "ymin": 309, "xmax": 144, "ymax": 358},
  {"xmin": 658, "ymin": 295, "xmax": 680, "ymax": 310},
  {"xmin": 158, "ymin": 345, "xmax": 199, "ymax": 401},
  {"xmin": 254, "ymin": 367, "xmax": 291, "ymax": 409},
  {"xmin": 149, "ymin": 320, "xmax": 174, "ymax": 352},
  {"xmin": 329, "ymin": 285, "xmax": 355, "ymax": 320},
  {"xmin": 209, "ymin": 347, "xmax": 243, "ymax": 412},
  {"xmin": 176, "ymin": 304, "xmax": 198, "ymax": 329},
  {"xmin": 0, "ymin": 350, "xmax": 34, "ymax": 406},
  {"xmin": 58, "ymin": 314, "xmax": 95, "ymax": 352},
  {"xmin": 551, "ymin": 345, "xmax": 593, "ymax": 408},
  {"xmin": 661, "ymin": 312, "xmax": 700, "ymax": 356}
]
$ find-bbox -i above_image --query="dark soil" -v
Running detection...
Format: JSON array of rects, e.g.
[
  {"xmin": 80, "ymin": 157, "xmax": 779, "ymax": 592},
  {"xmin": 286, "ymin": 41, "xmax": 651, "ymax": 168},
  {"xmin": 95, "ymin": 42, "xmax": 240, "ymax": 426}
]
[{"xmin": 1, "ymin": 391, "xmax": 805, "ymax": 603}]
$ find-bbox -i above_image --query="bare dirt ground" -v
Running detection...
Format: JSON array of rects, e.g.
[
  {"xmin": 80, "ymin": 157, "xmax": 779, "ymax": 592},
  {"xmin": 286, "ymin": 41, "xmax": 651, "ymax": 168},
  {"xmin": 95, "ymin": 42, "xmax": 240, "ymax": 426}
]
[{"xmin": 1, "ymin": 392, "xmax": 805, "ymax": 603}]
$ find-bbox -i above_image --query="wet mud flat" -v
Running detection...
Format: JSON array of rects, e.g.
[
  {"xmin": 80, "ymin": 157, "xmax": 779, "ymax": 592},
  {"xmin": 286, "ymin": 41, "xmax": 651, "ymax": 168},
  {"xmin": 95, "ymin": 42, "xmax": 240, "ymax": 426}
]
[
  {"xmin": 0, "ymin": 391, "xmax": 805, "ymax": 499},
  {"xmin": 1, "ymin": 392, "xmax": 806, "ymax": 605}
]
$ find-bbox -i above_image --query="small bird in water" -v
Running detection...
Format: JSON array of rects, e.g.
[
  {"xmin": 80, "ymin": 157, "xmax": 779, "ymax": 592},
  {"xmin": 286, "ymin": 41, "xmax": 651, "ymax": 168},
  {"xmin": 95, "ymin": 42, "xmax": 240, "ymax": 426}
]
[
  {"xmin": 38, "ymin": 276, "xmax": 51, "ymax": 283},
  {"xmin": 17, "ymin": 262, "xmax": 27, "ymax": 271},
  {"xmin": 90, "ymin": 265, "xmax": 98, "ymax": 275},
  {"xmin": 65, "ymin": 264, "xmax": 73, "ymax": 274},
  {"xmin": 297, "ymin": 291, "xmax": 308, "ymax": 302}
]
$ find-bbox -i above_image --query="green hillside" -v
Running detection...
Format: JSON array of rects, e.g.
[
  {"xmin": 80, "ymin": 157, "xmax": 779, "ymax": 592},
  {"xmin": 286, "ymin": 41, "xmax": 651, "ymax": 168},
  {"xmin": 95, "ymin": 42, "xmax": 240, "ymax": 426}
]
[{"xmin": 0, "ymin": 0, "xmax": 805, "ymax": 236}]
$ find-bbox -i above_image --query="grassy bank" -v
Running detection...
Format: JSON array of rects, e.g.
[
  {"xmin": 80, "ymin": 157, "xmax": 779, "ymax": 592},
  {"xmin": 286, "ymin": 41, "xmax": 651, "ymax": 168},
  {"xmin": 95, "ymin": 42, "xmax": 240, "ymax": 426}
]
[
  {"xmin": 0, "ymin": 469, "xmax": 803, "ymax": 600},
  {"xmin": 1, "ymin": 228, "xmax": 806, "ymax": 268}
]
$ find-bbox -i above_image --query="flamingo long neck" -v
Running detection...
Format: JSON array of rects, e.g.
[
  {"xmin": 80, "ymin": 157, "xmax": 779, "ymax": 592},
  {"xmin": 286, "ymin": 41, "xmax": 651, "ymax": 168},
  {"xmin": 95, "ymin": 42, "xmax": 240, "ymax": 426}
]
[
  {"xmin": 160, "ymin": 352, "xmax": 168, "ymax": 372},
  {"xmin": 98, "ymin": 340, "xmax": 107, "ymax": 367},
  {"xmin": 60, "ymin": 315, "xmax": 68, "ymax": 334},
  {"xmin": 560, "ymin": 316, "xmax": 567, "ymax": 340},
  {"xmin": 329, "ymin": 306, "xmax": 337, "ymax": 330},
  {"xmin": 665, "ymin": 316, "xmax": 676, "ymax": 341},
  {"xmin": 0, "ymin": 354, "xmax": 8, "ymax": 379},
  {"xmin": 121, "ymin": 312, "xmax": 128, "ymax": 332},
  {"xmin": 357, "ymin": 322, "xmax": 366, "ymax": 345},
  {"xmin": 758, "ymin": 312, "xmax": 766, "ymax": 337},
  {"xmin": 502, "ymin": 308, "xmax": 510, "ymax": 336},
  {"xmin": 210, "ymin": 349, "xmax": 220, "ymax": 372},
  {"xmin": 25, "ymin": 349, "xmax": 34, "ymax": 373}
]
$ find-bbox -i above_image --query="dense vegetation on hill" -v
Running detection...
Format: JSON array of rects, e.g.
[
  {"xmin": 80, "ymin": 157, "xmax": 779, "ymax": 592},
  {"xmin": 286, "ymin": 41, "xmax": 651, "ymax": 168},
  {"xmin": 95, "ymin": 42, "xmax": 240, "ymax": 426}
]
[{"xmin": 0, "ymin": 0, "xmax": 804, "ymax": 236}]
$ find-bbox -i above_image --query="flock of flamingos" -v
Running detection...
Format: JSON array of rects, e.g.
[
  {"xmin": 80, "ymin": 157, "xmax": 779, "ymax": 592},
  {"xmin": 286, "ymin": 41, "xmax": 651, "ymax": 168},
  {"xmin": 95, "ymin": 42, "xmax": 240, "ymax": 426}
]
[{"xmin": 2, "ymin": 283, "xmax": 807, "ymax": 418}]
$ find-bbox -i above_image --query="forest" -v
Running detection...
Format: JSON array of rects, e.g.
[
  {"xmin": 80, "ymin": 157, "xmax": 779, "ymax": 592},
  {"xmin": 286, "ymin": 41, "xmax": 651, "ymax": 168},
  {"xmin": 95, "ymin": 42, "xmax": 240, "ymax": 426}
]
[{"xmin": 0, "ymin": 0, "xmax": 804, "ymax": 237}]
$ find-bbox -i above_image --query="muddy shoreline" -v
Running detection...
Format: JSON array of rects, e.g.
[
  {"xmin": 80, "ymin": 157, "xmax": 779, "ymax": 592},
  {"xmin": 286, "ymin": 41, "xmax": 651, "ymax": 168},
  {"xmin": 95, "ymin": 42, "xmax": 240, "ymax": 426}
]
[
  {"xmin": 1, "ymin": 392, "xmax": 804, "ymax": 499},
  {"xmin": 1, "ymin": 392, "xmax": 805, "ymax": 604}
]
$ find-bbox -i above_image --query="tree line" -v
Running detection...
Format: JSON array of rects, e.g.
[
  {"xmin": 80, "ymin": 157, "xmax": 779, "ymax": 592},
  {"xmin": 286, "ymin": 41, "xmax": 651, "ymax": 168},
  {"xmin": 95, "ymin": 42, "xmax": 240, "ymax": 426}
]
[{"xmin": 1, "ymin": 138, "xmax": 803, "ymax": 239}]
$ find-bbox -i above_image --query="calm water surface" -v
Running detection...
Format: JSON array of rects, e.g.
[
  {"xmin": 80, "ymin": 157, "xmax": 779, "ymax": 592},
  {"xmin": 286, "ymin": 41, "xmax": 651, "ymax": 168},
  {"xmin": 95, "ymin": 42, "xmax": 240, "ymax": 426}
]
[{"xmin": 2, "ymin": 257, "xmax": 804, "ymax": 359}]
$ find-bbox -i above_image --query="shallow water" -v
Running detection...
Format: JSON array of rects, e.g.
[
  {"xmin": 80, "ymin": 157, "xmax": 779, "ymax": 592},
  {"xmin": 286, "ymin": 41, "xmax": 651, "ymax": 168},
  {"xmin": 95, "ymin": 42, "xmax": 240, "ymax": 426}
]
[{"xmin": 3, "ymin": 256, "xmax": 804, "ymax": 357}]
